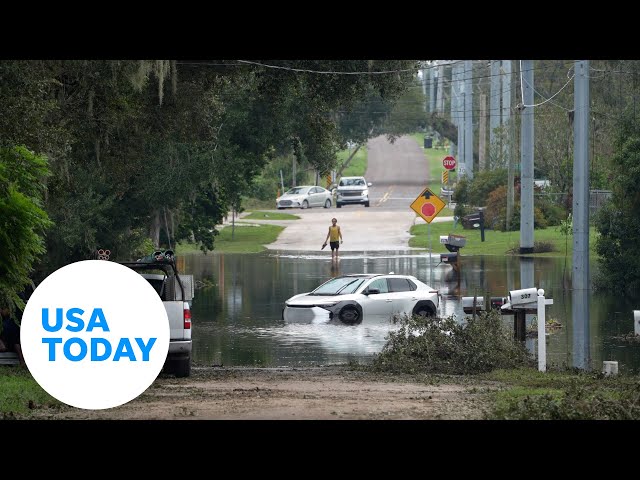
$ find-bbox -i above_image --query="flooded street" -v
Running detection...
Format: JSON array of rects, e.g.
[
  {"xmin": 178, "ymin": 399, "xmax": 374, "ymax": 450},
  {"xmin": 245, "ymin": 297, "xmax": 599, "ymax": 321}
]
[
  {"xmin": 180, "ymin": 250, "xmax": 640, "ymax": 373},
  {"xmin": 178, "ymin": 135, "xmax": 640, "ymax": 374}
]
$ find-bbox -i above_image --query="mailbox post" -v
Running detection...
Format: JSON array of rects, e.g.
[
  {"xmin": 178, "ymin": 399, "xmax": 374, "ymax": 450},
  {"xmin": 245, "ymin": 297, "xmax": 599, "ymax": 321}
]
[
  {"xmin": 500, "ymin": 288, "xmax": 553, "ymax": 372},
  {"xmin": 439, "ymin": 234, "xmax": 466, "ymax": 273}
]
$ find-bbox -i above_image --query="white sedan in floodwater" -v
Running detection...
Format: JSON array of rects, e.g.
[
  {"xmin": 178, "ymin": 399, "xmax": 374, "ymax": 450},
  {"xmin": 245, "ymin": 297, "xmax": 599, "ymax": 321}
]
[
  {"xmin": 276, "ymin": 185, "xmax": 333, "ymax": 209},
  {"xmin": 283, "ymin": 273, "xmax": 440, "ymax": 324}
]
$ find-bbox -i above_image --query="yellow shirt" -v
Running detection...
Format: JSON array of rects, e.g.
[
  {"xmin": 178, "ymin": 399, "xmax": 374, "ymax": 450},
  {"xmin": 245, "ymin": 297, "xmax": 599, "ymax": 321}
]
[{"xmin": 329, "ymin": 225, "xmax": 340, "ymax": 242}]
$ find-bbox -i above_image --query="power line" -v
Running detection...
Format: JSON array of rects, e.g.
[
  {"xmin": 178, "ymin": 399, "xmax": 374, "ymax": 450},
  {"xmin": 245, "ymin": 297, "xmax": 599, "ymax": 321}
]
[
  {"xmin": 519, "ymin": 61, "xmax": 575, "ymax": 109},
  {"xmin": 235, "ymin": 60, "xmax": 425, "ymax": 75}
]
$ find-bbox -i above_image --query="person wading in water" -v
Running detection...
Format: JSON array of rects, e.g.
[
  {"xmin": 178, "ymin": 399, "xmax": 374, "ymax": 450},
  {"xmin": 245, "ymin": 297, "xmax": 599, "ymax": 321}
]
[{"xmin": 322, "ymin": 217, "xmax": 343, "ymax": 262}]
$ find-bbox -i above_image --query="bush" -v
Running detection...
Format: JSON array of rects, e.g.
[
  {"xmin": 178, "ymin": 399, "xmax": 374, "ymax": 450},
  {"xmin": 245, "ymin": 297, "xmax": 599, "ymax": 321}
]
[
  {"xmin": 507, "ymin": 240, "xmax": 555, "ymax": 254},
  {"xmin": 468, "ymin": 168, "xmax": 508, "ymax": 206},
  {"xmin": 371, "ymin": 310, "xmax": 533, "ymax": 375}
]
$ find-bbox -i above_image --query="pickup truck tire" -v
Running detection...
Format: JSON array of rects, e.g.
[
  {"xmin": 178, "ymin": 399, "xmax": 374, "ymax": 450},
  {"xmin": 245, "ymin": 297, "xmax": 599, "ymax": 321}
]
[
  {"xmin": 174, "ymin": 358, "xmax": 191, "ymax": 378},
  {"xmin": 336, "ymin": 202, "xmax": 342, "ymax": 208},
  {"xmin": 166, "ymin": 355, "xmax": 191, "ymax": 378},
  {"xmin": 364, "ymin": 201, "xmax": 370, "ymax": 207}
]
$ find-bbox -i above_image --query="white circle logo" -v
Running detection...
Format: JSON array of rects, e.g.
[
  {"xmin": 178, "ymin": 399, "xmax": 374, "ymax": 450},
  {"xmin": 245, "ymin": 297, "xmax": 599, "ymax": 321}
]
[{"xmin": 21, "ymin": 260, "xmax": 170, "ymax": 410}]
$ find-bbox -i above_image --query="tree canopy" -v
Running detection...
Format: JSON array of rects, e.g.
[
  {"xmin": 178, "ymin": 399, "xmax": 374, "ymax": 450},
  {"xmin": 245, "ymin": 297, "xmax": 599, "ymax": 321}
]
[{"xmin": 0, "ymin": 59, "xmax": 422, "ymax": 285}]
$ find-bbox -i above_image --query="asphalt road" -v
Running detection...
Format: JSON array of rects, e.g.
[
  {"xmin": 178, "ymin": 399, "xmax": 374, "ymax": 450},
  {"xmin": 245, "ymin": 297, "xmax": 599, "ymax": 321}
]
[
  {"xmin": 365, "ymin": 134, "xmax": 431, "ymax": 210},
  {"xmin": 253, "ymin": 135, "xmax": 452, "ymax": 251}
]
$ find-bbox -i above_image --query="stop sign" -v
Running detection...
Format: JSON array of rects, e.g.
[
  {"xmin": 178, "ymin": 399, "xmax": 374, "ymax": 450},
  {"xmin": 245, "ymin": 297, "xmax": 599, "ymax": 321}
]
[{"xmin": 443, "ymin": 155, "xmax": 456, "ymax": 170}]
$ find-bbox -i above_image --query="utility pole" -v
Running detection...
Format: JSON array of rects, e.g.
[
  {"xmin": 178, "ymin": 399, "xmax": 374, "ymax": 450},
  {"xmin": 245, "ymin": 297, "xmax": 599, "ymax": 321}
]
[
  {"xmin": 422, "ymin": 67, "xmax": 428, "ymax": 112},
  {"xmin": 490, "ymin": 60, "xmax": 501, "ymax": 165},
  {"xmin": 429, "ymin": 66, "xmax": 436, "ymax": 113},
  {"xmin": 437, "ymin": 64, "xmax": 445, "ymax": 114},
  {"xmin": 450, "ymin": 62, "xmax": 460, "ymax": 158},
  {"xmin": 292, "ymin": 152, "xmax": 296, "ymax": 187},
  {"xmin": 464, "ymin": 60, "xmax": 474, "ymax": 180},
  {"xmin": 501, "ymin": 60, "xmax": 512, "ymax": 163},
  {"xmin": 479, "ymin": 93, "xmax": 487, "ymax": 171},
  {"xmin": 507, "ymin": 110, "xmax": 516, "ymax": 231},
  {"xmin": 504, "ymin": 60, "xmax": 515, "ymax": 230},
  {"xmin": 453, "ymin": 63, "xmax": 464, "ymax": 167},
  {"xmin": 520, "ymin": 60, "xmax": 534, "ymax": 254},
  {"xmin": 572, "ymin": 60, "xmax": 591, "ymax": 371}
]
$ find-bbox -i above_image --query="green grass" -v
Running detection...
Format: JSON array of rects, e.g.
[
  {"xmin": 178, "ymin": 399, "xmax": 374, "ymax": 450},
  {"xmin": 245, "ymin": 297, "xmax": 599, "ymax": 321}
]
[
  {"xmin": 175, "ymin": 224, "xmax": 285, "ymax": 254},
  {"xmin": 241, "ymin": 197, "xmax": 276, "ymax": 211},
  {"xmin": 409, "ymin": 219, "xmax": 599, "ymax": 257},
  {"xmin": 337, "ymin": 145, "xmax": 368, "ymax": 177},
  {"xmin": 242, "ymin": 211, "xmax": 300, "ymax": 220},
  {"xmin": 481, "ymin": 367, "xmax": 640, "ymax": 420},
  {"xmin": 0, "ymin": 367, "xmax": 62, "ymax": 418}
]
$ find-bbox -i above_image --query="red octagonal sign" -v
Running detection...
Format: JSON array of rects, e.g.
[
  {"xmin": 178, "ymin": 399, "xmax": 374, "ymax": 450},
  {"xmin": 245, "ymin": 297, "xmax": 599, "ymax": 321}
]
[
  {"xmin": 421, "ymin": 203, "xmax": 436, "ymax": 217},
  {"xmin": 443, "ymin": 155, "xmax": 456, "ymax": 170}
]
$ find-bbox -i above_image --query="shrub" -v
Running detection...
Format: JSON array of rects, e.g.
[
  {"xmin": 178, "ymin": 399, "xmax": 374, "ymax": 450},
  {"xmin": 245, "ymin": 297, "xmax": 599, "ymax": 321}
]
[
  {"xmin": 490, "ymin": 377, "xmax": 640, "ymax": 420},
  {"xmin": 371, "ymin": 310, "xmax": 533, "ymax": 375},
  {"xmin": 507, "ymin": 240, "xmax": 555, "ymax": 254}
]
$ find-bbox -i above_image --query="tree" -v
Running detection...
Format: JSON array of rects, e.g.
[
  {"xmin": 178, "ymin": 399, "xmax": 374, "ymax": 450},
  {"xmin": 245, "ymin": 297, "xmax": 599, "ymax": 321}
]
[
  {"xmin": 0, "ymin": 146, "xmax": 53, "ymax": 314},
  {"xmin": 383, "ymin": 77, "xmax": 427, "ymax": 139},
  {"xmin": 594, "ymin": 111, "xmax": 640, "ymax": 295},
  {"xmin": 0, "ymin": 60, "xmax": 423, "ymax": 279}
]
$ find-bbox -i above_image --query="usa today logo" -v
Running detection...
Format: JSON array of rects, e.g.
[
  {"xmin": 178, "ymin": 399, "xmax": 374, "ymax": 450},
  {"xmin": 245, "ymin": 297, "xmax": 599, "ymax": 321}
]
[{"xmin": 21, "ymin": 260, "xmax": 170, "ymax": 410}]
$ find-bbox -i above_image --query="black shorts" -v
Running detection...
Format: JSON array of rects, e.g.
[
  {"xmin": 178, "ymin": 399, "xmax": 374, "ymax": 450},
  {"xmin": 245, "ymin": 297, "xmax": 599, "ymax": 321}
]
[{"xmin": 330, "ymin": 241, "xmax": 340, "ymax": 251}]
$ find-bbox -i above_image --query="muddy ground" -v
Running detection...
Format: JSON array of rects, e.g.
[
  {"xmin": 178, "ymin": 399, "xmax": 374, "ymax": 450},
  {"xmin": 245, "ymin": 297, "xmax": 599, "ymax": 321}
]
[{"xmin": 29, "ymin": 365, "xmax": 501, "ymax": 420}]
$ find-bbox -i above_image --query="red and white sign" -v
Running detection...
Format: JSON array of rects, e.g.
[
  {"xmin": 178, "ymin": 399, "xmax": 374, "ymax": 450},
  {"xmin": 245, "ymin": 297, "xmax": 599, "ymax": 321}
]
[{"xmin": 443, "ymin": 155, "xmax": 456, "ymax": 170}]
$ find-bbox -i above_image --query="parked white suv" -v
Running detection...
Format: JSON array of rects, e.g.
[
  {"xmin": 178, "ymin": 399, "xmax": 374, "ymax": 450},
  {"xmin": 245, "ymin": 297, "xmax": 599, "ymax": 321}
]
[{"xmin": 335, "ymin": 176, "xmax": 372, "ymax": 208}]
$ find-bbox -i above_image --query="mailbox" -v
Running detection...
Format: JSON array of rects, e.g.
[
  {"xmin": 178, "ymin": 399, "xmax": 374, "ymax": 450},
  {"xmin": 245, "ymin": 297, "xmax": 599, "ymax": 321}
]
[
  {"xmin": 462, "ymin": 296, "xmax": 508, "ymax": 314},
  {"xmin": 440, "ymin": 252, "xmax": 458, "ymax": 264},
  {"xmin": 508, "ymin": 288, "xmax": 539, "ymax": 306}
]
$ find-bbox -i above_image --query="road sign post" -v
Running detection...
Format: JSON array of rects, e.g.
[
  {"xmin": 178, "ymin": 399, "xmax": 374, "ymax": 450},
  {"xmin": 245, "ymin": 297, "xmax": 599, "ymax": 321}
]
[
  {"xmin": 443, "ymin": 156, "xmax": 455, "ymax": 190},
  {"xmin": 410, "ymin": 187, "xmax": 446, "ymax": 285},
  {"xmin": 410, "ymin": 187, "xmax": 446, "ymax": 224}
]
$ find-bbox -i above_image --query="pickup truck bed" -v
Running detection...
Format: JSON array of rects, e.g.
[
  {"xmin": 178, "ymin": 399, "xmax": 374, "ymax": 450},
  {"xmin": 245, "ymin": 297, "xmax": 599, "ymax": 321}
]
[{"xmin": 119, "ymin": 257, "xmax": 194, "ymax": 378}]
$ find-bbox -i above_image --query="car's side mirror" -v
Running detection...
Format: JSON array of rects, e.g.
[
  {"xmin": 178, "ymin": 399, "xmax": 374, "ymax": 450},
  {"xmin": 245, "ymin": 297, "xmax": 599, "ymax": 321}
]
[{"xmin": 365, "ymin": 288, "xmax": 380, "ymax": 295}]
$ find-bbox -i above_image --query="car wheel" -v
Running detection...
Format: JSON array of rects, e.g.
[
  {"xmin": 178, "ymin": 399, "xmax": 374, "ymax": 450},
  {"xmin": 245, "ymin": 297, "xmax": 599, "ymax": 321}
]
[
  {"xmin": 336, "ymin": 203, "xmax": 342, "ymax": 208},
  {"xmin": 301, "ymin": 200, "xmax": 309, "ymax": 209},
  {"xmin": 338, "ymin": 305, "xmax": 361, "ymax": 324},
  {"xmin": 324, "ymin": 199, "xmax": 331, "ymax": 208},
  {"xmin": 364, "ymin": 201, "xmax": 370, "ymax": 207},
  {"xmin": 413, "ymin": 303, "xmax": 435, "ymax": 318}
]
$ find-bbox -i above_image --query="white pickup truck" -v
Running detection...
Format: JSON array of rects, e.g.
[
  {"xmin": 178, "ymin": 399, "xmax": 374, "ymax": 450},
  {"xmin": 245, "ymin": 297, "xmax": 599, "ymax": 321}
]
[
  {"xmin": 119, "ymin": 252, "xmax": 194, "ymax": 377},
  {"xmin": 335, "ymin": 176, "xmax": 372, "ymax": 208}
]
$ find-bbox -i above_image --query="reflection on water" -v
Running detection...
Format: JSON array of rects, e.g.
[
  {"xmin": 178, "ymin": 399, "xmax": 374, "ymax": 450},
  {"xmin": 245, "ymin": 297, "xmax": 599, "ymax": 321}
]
[{"xmin": 180, "ymin": 250, "xmax": 640, "ymax": 372}]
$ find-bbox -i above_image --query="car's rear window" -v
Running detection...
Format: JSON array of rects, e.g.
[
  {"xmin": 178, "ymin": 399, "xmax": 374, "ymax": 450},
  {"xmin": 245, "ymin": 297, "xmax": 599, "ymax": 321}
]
[{"xmin": 388, "ymin": 278, "xmax": 416, "ymax": 292}]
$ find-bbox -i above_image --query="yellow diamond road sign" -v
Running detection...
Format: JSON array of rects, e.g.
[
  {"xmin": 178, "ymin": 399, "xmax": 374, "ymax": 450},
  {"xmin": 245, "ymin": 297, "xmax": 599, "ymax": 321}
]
[{"xmin": 410, "ymin": 187, "xmax": 446, "ymax": 224}]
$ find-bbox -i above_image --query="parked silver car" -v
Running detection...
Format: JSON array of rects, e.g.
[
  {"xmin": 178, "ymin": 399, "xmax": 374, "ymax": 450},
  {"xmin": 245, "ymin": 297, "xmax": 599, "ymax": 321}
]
[{"xmin": 276, "ymin": 185, "xmax": 333, "ymax": 209}]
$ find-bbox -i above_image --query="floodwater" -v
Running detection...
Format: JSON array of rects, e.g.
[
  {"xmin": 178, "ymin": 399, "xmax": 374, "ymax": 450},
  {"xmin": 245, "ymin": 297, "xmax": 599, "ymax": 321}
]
[{"xmin": 178, "ymin": 251, "xmax": 640, "ymax": 373}]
